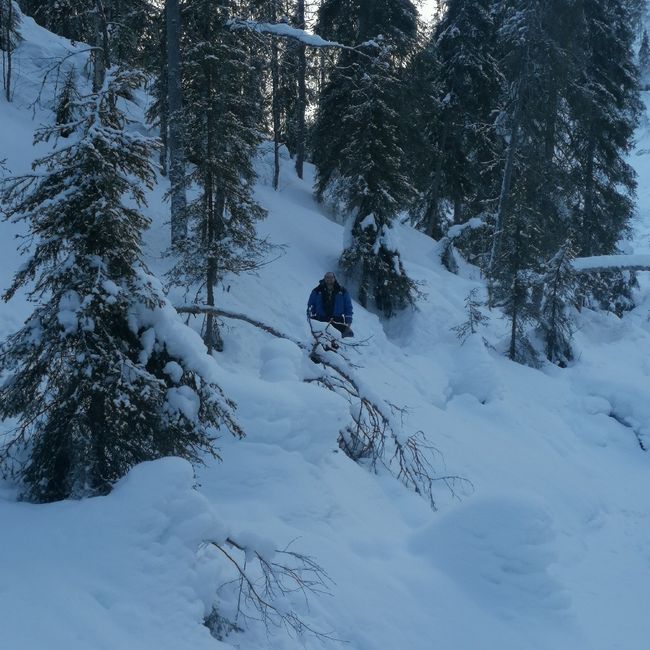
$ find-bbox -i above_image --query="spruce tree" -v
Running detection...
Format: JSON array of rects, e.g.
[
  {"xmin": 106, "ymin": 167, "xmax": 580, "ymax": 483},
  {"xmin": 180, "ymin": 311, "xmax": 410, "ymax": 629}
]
[
  {"xmin": 416, "ymin": 0, "xmax": 502, "ymax": 239},
  {"xmin": 0, "ymin": 69, "xmax": 241, "ymax": 502},
  {"xmin": 537, "ymin": 242, "xmax": 577, "ymax": 366},
  {"xmin": 313, "ymin": 0, "xmax": 420, "ymax": 316},
  {"xmin": 0, "ymin": 0, "xmax": 21, "ymax": 101},
  {"xmin": 568, "ymin": 0, "xmax": 641, "ymax": 258},
  {"xmin": 639, "ymin": 28, "xmax": 650, "ymax": 84},
  {"xmin": 169, "ymin": 0, "xmax": 270, "ymax": 351},
  {"xmin": 19, "ymin": 0, "xmax": 93, "ymax": 43}
]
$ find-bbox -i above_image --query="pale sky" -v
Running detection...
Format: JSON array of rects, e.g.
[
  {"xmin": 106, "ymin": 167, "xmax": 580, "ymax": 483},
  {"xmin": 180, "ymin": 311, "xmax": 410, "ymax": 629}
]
[{"xmin": 420, "ymin": 0, "xmax": 438, "ymax": 22}]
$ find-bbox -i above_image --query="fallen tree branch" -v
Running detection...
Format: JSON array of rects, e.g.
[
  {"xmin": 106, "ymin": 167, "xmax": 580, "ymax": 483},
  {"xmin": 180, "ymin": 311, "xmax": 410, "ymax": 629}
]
[
  {"xmin": 206, "ymin": 536, "xmax": 335, "ymax": 640},
  {"xmin": 175, "ymin": 303, "xmax": 471, "ymax": 509},
  {"xmin": 572, "ymin": 254, "xmax": 650, "ymax": 274},
  {"xmin": 175, "ymin": 304, "xmax": 305, "ymax": 347}
]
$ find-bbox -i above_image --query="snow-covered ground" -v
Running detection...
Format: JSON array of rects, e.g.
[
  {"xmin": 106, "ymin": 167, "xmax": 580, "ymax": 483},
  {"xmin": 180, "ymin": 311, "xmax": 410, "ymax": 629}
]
[{"xmin": 2, "ymin": 13, "xmax": 650, "ymax": 650}]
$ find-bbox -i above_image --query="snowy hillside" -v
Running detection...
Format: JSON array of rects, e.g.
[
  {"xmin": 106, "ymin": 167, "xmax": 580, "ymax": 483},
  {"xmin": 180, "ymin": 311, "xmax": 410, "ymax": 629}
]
[{"xmin": 2, "ymin": 14, "xmax": 650, "ymax": 650}]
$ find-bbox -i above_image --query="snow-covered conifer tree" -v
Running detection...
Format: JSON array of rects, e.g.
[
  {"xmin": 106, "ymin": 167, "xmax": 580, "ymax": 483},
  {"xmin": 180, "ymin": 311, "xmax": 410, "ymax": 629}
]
[
  {"xmin": 313, "ymin": 0, "xmax": 420, "ymax": 317},
  {"xmin": 639, "ymin": 28, "xmax": 650, "ymax": 84},
  {"xmin": 415, "ymin": 0, "xmax": 502, "ymax": 239},
  {"xmin": 0, "ymin": 68, "xmax": 241, "ymax": 502},
  {"xmin": 0, "ymin": 0, "xmax": 21, "ymax": 101},
  {"xmin": 567, "ymin": 0, "xmax": 641, "ymax": 258},
  {"xmin": 537, "ymin": 242, "xmax": 577, "ymax": 366},
  {"xmin": 169, "ymin": 0, "xmax": 270, "ymax": 351}
]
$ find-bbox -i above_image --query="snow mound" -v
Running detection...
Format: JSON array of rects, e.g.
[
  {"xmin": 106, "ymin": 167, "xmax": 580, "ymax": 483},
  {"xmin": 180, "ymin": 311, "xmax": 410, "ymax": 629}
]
[{"xmin": 411, "ymin": 496, "xmax": 569, "ymax": 620}]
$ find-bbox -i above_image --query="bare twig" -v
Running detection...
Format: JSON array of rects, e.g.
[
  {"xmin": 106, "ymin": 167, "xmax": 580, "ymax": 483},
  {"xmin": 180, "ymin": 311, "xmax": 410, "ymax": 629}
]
[
  {"xmin": 206, "ymin": 536, "xmax": 337, "ymax": 640},
  {"xmin": 174, "ymin": 303, "xmax": 471, "ymax": 509}
]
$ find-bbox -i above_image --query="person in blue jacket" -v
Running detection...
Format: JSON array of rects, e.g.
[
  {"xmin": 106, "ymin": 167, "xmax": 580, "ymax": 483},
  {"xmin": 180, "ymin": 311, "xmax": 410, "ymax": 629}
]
[{"xmin": 307, "ymin": 271, "xmax": 354, "ymax": 337}]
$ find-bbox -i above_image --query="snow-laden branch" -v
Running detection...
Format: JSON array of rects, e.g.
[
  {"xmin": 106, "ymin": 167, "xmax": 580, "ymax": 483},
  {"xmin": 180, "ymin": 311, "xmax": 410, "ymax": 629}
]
[
  {"xmin": 206, "ymin": 535, "xmax": 335, "ymax": 640},
  {"xmin": 175, "ymin": 304, "xmax": 306, "ymax": 347},
  {"xmin": 227, "ymin": 19, "xmax": 378, "ymax": 53},
  {"xmin": 437, "ymin": 218, "xmax": 487, "ymax": 273},
  {"xmin": 571, "ymin": 254, "xmax": 650, "ymax": 273},
  {"xmin": 174, "ymin": 304, "xmax": 471, "ymax": 509}
]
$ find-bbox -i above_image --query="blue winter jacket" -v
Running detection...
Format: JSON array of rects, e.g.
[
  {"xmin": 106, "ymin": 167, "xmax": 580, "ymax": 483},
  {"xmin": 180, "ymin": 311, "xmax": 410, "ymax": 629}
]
[{"xmin": 307, "ymin": 281, "xmax": 353, "ymax": 324}]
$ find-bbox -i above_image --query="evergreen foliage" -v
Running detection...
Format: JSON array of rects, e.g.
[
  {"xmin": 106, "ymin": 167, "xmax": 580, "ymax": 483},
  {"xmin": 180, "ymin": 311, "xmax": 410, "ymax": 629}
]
[
  {"xmin": 19, "ymin": 0, "xmax": 156, "ymax": 66},
  {"xmin": 0, "ymin": 69, "xmax": 241, "ymax": 502},
  {"xmin": 402, "ymin": 0, "xmax": 642, "ymax": 364},
  {"xmin": 639, "ymin": 29, "xmax": 650, "ymax": 84},
  {"xmin": 414, "ymin": 0, "xmax": 502, "ymax": 238},
  {"xmin": 169, "ymin": 0, "xmax": 271, "ymax": 351},
  {"xmin": 451, "ymin": 288, "xmax": 489, "ymax": 343},
  {"xmin": 537, "ymin": 242, "xmax": 577, "ymax": 366},
  {"xmin": 0, "ymin": 0, "xmax": 21, "ymax": 51},
  {"xmin": 567, "ymin": 0, "xmax": 642, "ymax": 258},
  {"xmin": 19, "ymin": 0, "xmax": 93, "ymax": 44},
  {"xmin": 313, "ymin": 0, "xmax": 420, "ymax": 317}
]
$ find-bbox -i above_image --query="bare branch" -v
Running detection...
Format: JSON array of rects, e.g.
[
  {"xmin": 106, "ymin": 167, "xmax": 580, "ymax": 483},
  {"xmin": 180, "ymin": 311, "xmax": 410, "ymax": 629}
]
[
  {"xmin": 174, "ymin": 304, "xmax": 471, "ymax": 509},
  {"xmin": 206, "ymin": 537, "xmax": 337, "ymax": 641}
]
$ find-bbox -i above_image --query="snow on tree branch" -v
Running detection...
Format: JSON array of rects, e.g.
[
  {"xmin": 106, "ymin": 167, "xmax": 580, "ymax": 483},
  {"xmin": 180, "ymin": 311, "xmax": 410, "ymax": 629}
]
[
  {"xmin": 571, "ymin": 254, "xmax": 650, "ymax": 273},
  {"xmin": 175, "ymin": 304, "xmax": 471, "ymax": 509},
  {"xmin": 207, "ymin": 535, "xmax": 335, "ymax": 640},
  {"xmin": 226, "ymin": 19, "xmax": 377, "ymax": 52}
]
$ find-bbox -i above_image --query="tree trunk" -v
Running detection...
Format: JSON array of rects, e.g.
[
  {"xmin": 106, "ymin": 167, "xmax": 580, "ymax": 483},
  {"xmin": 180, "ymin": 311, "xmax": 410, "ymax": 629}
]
[
  {"xmin": 582, "ymin": 131, "xmax": 596, "ymax": 256},
  {"xmin": 295, "ymin": 0, "xmax": 306, "ymax": 179},
  {"xmin": 5, "ymin": 0, "xmax": 13, "ymax": 102},
  {"xmin": 159, "ymin": 27, "xmax": 168, "ymax": 176},
  {"xmin": 166, "ymin": 0, "xmax": 187, "ymax": 246},
  {"xmin": 203, "ymin": 58, "xmax": 223, "ymax": 354},
  {"xmin": 424, "ymin": 109, "xmax": 452, "ymax": 239},
  {"xmin": 488, "ymin": 87, "xmax": 522, "ymax": 276},
  {"xmin": 92, "ymin": 1, "xmax": 109, "ymax": 92},
  {"xmin": 508, "ymin": 276, "xmax": 519, "ymax": 361},
  {"xmin": 271, "ymin": 1, "xmax": 281, "ymax": 190}
]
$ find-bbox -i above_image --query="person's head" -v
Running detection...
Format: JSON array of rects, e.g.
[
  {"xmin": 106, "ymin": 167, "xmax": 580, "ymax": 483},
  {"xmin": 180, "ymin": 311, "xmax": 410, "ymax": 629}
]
[{"xmin": 323, "ymin": 271, "xmax": 336, "ymax": 289}]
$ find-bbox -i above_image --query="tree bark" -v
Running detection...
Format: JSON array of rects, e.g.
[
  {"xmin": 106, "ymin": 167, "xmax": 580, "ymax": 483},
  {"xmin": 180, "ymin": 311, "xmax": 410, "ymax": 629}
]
[
  {"xmin": 581, "ymin": 130, "xmax": 596, "ymax": 256},
  {"xmin": 166, "ymin": 0, "xmax": 187, "ymax": 246},
  {"xmin": 424, "ymin": 109, "xmax": 451, "ymax": 239},
  {"xmin": 270, "ymin": 0, "xmax": 281, "ymax": 190},
  {"xmin": 294, "ymin": 0, "xmax": 306, "ymax": 179},
  {"xmin": 488, "ymin": 86, "xmax": 523, "ymax": 276},
  {"xmin": 159, "ymin": 26, "xmax": 168, "ymax": 176},
  {"xmin": 4, "ymin": 0, "xmax": 13, "ymax": 102},
  {"xmin": 92, "ymin": 0, "xmax": 109, "ymax": 92}
]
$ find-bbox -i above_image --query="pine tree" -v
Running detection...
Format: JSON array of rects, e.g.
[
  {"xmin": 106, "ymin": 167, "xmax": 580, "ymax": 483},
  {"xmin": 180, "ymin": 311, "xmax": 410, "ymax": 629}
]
[
  {"xmin": 19, "ymin": 0, "xmax": 93, "ymax": 44},
  {"xmin": 170, "ymin": 0, "xmax": 270, "ymax": 351},
  {"xmin": 451, "ymin": 288, "xmax": 489, "ymax": 343},
  {"xmin": 639, "ymin": 28, "xmax": 650, "ymax": 83},
  {"xmin": 54, "ymin": 66, "xmax": 79, "ymax": 137},
  {"xmin": 567, "ymin": 0, "xmax": 642, "ymax": 259},
  {"xmin": 537, "ymin": 242, "xmax": 577, "ymax": 366},
  {"xmin": 415, "ymin": 0, "xmax": 502, "ymax": 239},
  {"xmin": 313, "ymin": 0, "xmax": 420, "ymax": 316},
  {"xmin": 0, "ymin": 69, "xmax": 241, "ymax": 502},
  {"xmin": 0, "ymin": 0, "xmax": 22, "ymax": 101}
]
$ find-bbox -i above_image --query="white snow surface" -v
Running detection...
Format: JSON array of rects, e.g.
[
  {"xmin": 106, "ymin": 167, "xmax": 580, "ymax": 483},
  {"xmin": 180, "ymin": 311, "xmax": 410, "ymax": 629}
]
[{"xmin": 2, "ymin": 14, "xmax": 650, "ymax": 650}]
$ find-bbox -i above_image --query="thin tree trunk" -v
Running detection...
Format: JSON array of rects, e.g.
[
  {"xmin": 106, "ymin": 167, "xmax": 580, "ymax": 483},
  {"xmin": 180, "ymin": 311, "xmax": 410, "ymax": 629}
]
[
  {"xmin": 582, "ymin": 131, "xmax": 596, "ymax": 256},
  {"xmin": 488, "ymin": 88, "xmax": 522, "ymax": 276},
  {"xmin": 424, "ymin": 109, "xmax": 452, "ymax": 239},
  {"xmin": 295, "ymin": 0, "xmax": 306, "ymax": 179},
  {"xmin": 159, "ymin": 26, "xmax": 168, "ymax": 176},
  {"xmin": 271, "ymin": 1, "xmax": 281, "ymax": 190},
  {"xmin": 92, "ymin": 1, "xmax": 108, "ymax": 92},
  {"xmin": 5, "ymin": 0, "xmax": 13, "ymax": 102},
  {"xmin": 509, "ymin": 276, "xmax": 519, "ymax": 360},
  {"xmin": 166, "ymin": 0, "xmax": 187, "ymax": 246},
  {"xmin": 203, "ymin": 52, "xmax": 223, "ymax": 354}
]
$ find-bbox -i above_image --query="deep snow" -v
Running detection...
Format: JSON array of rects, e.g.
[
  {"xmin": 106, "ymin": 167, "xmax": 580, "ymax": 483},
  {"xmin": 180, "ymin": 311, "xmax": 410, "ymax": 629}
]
[{"xmin": 1, "ymin": 11, "xmax": 650, "ymax": 650}]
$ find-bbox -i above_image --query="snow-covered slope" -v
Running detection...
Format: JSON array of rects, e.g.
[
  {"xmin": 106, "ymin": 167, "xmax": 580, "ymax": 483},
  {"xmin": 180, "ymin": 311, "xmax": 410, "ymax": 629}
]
[{"xmin": 2, "ymin": 15, "xmax": 650, "ymax": 650}]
